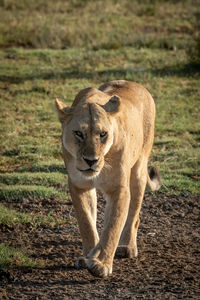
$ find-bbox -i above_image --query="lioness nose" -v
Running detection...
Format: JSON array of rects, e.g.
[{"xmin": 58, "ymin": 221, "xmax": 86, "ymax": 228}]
[{"xmin": 83, "ymin": 157, "xmax": 99, "ymax": 167}]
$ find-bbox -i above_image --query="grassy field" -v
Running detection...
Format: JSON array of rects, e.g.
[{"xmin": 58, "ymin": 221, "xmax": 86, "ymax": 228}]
[{"xmin": 0, "ymin": 0, "xmax": 200, "ymax": 270}]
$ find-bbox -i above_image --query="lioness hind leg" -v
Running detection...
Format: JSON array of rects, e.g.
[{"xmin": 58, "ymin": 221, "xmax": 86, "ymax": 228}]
[
  {"xmin": 69, "ymin": 180, "xmax": 99, "ymax": 268},
  {"xmin": 115, "ymin": 156, "xmax": 148, "ymax": 258}
]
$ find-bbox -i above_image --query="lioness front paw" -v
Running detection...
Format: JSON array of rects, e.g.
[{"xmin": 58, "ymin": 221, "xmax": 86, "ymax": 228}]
[
  {"xmin": 74, "ymin": 256, "xmax": 87, "ymax": 269},
  {"xmin": 115, "ymin": 245, "xmax": 138, "ymax": 259},
  {"xmin": 87, "ymin": 258, "xmax": 112, "ymax": 278}
]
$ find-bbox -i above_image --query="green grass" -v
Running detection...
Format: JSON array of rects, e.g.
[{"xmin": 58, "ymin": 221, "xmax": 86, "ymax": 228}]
[
  {"xmin": 0, "ymin": 0, "xmax": 199, "ymax": 270},
  {"xmin": 0, "ymin": 243, "xmax": 36, "ymax": 270},
  {"xmin": 0, "ymin": 47, "xmax": 199, "ymax": 196},
  {"xmin": 0, "ymin": 204, "xmax": 68, "ymax": 227},
  {"xmin": 0, "ymin": 172, "xmax": 67, "ymax": 189},
  {"xmin": 0, "ymin": 184, "xmax": 67, "ymax": 202},
  {"xmin": 0, "ymin": 204, "xmax": 31, "ymax": 225}
]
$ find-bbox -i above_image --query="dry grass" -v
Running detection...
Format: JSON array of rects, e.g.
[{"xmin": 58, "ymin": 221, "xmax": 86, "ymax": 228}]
[{"xmin": 0, "ymin": 0, "xmax": 198, "ymax": 50}]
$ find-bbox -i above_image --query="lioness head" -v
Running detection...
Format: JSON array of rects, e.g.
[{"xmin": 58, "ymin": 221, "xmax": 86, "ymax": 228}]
[{"xmin": 56, "ymin": 88, "xmax": 120, "ymax": 178}]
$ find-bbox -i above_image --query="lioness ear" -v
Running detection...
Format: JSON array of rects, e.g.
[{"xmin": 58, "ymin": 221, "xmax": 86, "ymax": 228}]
[
  {"xmin": 101, "ymin": 96, "xmax": 120, "ymax": 114},
  {"xmin": 55, "ymin": 98, "xmax": 73, "ymax": 123}
]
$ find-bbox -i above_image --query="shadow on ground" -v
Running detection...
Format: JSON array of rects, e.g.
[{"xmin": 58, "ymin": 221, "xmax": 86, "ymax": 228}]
[{"xmin": 1, "ymin": 62, "xmax": 200, "ymax": 84}]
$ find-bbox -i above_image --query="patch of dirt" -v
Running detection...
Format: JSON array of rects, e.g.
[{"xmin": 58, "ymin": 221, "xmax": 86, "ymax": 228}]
[{"xmin": 0, "ymin": 194, "xmax": 200, "ymax": 299}]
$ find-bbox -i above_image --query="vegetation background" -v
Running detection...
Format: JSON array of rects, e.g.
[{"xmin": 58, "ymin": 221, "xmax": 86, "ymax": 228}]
[{"xmin": 0, "ymin": 0, "xmax": 199, "ymax": 297}]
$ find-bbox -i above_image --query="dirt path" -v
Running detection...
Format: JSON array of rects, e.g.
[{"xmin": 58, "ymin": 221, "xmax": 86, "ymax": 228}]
[{"xmin": 0, "ymin": 194, "xmax": 199, "ymax": 299}]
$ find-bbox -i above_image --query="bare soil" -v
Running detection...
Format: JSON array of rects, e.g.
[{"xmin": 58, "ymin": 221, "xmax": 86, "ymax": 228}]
[{"xmin": 0, "ymin": 193, "xmax": 199, "ymax": 299}]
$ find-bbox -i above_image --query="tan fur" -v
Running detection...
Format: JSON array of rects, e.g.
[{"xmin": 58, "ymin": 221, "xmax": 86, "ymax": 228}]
[{"xmin": 55, "ymin": 80, "xmax": 161, "ymax": 278}]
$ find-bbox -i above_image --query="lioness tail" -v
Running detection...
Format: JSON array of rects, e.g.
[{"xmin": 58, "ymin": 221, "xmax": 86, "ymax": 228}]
[{"xmin": 147, "ymin": 167, "xmax": 162, "ymax": 191}]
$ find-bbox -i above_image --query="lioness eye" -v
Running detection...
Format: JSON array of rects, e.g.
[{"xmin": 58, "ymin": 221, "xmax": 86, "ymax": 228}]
[
  {"xmin": 100, "ymin": 131, "xmax": 107, "ymax": 138},
  {"xmin": 74, "ymin": 131, "xmax": 84, "ymax": 140}
]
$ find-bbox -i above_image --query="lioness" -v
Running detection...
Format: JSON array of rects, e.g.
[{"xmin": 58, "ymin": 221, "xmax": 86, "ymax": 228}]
[{"xmin": 56, "ymin": 80, "xmax": 161, "ymax": 278}]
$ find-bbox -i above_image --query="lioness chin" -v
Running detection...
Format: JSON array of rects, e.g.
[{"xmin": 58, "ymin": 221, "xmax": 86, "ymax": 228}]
[{"xmin": 56, "ymin": 80, "xmax": 161, "ymax": 278}]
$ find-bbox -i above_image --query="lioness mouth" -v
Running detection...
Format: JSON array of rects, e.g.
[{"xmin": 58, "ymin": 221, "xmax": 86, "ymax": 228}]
[{"xmin": 78, "ymin": 168, "xmax": 98, "ymax": 173}]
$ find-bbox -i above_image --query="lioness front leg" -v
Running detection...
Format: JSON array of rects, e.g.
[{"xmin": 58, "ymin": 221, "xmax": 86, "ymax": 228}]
[
  {"xmin": 116, "ymin": 157, "xmax": 148, "ymax": 258},
  {"xmin": 69, "ymin": 180, "xmax": 99, "ymax": 268},
  {"xmin": 87, "ymin": 186, "xmax": 130, "ymax": 277}
]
